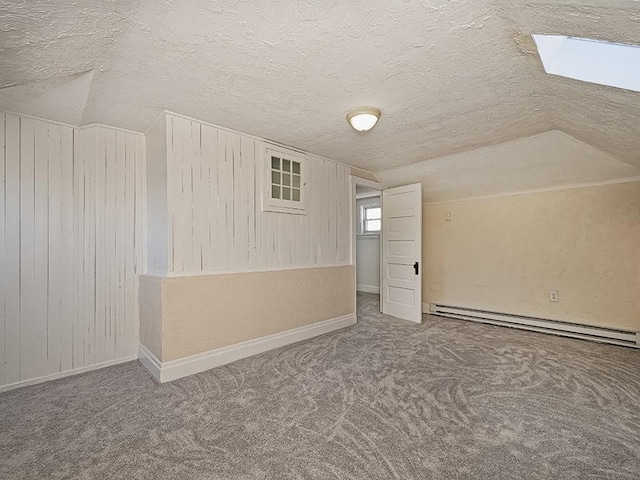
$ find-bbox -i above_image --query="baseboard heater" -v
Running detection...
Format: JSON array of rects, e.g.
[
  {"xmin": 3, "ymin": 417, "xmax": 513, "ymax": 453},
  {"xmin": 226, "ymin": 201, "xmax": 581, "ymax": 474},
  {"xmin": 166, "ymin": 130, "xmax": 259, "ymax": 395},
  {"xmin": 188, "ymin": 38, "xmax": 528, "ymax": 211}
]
[{"xmin": 430, "ymin": 304, "xmax": 639, "ymax": 348}]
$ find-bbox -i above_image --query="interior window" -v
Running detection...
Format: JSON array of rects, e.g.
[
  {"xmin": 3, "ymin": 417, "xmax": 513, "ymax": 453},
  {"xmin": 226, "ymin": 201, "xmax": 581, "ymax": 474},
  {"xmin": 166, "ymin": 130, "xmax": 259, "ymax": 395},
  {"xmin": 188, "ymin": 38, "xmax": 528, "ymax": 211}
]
[{"xmin": 363, "ymin": 206, "xmax": 381, "ymax": 233}]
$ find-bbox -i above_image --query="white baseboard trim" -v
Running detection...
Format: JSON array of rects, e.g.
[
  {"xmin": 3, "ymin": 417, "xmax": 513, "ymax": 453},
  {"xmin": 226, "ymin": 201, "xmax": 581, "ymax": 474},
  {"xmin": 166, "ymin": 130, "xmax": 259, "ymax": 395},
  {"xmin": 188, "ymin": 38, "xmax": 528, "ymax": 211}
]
[
  {"xmin": 138, "ymin": 344, "xmax": 162, "ymax": 383},
  {"xmin": 357, "ymin": 285, "xmax": 380, "ymax": 294},
  {"xmin": 139, "ymin": 312, "xmax": 357, "ymax": 383},
  {"xmin": 0, "ymin": 355, "xmax": 137, "ymax": 393}
]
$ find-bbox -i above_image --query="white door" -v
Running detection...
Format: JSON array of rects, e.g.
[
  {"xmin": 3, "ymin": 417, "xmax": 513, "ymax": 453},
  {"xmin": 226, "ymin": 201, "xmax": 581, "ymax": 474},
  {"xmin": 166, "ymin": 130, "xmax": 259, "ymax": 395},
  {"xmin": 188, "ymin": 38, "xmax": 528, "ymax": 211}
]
[{"xmin": 381, "ymin": 183, "xmax": 422, "ymax": 323}]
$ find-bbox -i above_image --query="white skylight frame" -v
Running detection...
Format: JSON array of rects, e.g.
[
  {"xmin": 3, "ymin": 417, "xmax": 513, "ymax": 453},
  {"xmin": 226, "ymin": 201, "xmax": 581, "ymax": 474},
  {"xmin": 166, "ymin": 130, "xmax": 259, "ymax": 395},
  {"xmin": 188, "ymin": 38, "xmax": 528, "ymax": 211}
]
[{"xmin": 532, "ymin": 34, "xmax": 640, "ymax": 93}]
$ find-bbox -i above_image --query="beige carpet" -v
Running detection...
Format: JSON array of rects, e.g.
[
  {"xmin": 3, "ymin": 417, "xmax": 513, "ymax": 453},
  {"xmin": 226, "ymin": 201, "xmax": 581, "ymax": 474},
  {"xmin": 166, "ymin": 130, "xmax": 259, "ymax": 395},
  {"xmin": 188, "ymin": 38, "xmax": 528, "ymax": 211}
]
[{"xmin": 1, "ymin": 292, "xmax": 639, "ymax": 479}]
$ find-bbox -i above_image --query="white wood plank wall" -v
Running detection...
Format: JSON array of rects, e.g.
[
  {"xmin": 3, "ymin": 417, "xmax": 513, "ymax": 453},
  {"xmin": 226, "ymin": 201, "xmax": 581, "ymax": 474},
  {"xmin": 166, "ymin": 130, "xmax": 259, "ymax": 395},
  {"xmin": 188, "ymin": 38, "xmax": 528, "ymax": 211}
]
[
  {"xmin": 0, "ymin": 114, "xmax": 145, "ymax": 389},
  {"xmin": 165, "ymin": 114, "xmax": 351, "ymax": 274}
]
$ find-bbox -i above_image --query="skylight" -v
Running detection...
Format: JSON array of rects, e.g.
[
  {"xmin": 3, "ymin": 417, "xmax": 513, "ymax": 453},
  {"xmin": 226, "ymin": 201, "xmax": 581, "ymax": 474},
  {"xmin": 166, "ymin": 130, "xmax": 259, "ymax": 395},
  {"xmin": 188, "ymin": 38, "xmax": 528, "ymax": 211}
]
[{"xmin": 532, "ymin": 35, "xmax": 640, "ymax": 93}]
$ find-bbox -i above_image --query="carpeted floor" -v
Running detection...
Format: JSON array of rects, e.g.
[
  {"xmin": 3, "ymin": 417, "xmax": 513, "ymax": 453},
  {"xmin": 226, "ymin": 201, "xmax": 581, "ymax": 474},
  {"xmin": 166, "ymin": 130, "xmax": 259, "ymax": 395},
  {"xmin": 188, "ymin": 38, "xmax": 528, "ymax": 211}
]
[{"xmin": 1, "ymin": 293, "xmax": 640, "ymax": 479}]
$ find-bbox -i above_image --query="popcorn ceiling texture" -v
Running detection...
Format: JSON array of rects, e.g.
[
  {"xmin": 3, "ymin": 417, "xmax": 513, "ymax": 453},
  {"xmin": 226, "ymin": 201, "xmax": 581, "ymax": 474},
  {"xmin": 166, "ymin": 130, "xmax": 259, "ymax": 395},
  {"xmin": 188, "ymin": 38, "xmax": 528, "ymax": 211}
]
[
  {"xmin": 1, "ymin": 0, "xmax": 639, "ymax": 177},
  {"xmin": 377, "ymin": 130, "xmax": 640, "ymax": 203}
]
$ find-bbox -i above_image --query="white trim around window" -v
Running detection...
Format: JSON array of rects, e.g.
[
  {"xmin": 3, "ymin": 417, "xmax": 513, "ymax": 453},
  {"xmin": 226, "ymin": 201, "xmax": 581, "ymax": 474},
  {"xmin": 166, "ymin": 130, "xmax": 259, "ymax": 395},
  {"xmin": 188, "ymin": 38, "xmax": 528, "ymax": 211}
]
[{"xmin": 262, "ymin": 146, "xmax": 308, "ymax": 214}]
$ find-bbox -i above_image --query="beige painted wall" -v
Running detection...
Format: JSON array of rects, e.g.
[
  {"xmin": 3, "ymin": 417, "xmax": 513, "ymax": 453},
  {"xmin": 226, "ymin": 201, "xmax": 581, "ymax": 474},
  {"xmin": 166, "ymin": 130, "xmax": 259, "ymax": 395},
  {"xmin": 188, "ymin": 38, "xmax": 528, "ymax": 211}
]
[
  {"xmin": 423, "ymin": 182, "xmax": 640, "ymax": 331},
  {"xmin": 140, "ymin": 265, "xmax": 355, "ymax": 362}
]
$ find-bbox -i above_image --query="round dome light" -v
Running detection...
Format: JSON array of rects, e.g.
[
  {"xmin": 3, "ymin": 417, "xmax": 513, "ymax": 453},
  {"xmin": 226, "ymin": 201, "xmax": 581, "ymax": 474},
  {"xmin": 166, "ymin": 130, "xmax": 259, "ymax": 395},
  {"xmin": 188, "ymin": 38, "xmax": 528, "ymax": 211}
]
[{"xmin": 346, "ymin": 107, "xmax": 381, "ymax": 132}]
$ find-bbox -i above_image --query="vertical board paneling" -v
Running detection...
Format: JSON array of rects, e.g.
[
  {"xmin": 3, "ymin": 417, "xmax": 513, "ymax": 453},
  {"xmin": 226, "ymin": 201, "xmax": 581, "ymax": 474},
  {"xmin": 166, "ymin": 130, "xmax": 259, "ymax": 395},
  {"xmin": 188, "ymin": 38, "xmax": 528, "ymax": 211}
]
[
  {"xmin": 215, "ymin": 129, "xmax": 229, "ymax": 267},
  {"xmin": 232, "ymin": 132, "xmax": 243, "ymax": 266},
  {"xmin": 34, "ymin": 121, "xmax": 49, "ymax": 377},
  {"xmin": 166, "ymin": 117, "xmax": 175, "ymax": 273},
  {"xmin": 0, "ymin": 116, "xmax": 145, "ymax": 389},
  {"xmin": 59, "ymin": 125, "xmax": 74, "ymax": 372},
  {"xmin": 171, "ymin": 116, "xmax": 184, "ymax": 272},
  {"xmin": 38, "ymin": 122, "xmax": 56, "ymax": 376},
  {"xmin": 201, "ymin": 124, "xmax": 215, "ymax": 270},
  {"xmin": 180, "ymin": 119, "xmax": 194, "ymax": 272},
  {"xmin": 102, "ymin": 128, "xmax": 113, "ymax": 363},
  {"xmin": 115, "ymin": 131, "xmax": 126, "ymax": 359},
  {"xmin": 144, "ymin": 115, "xmax": 166, "ymax": 274},
  {"xmin": 165, "ymin": 113, "xmax": 351, "ymax": 274},
  {"xmin": 47, "ymin": 123, "xmax": 62, "ymax": 376},
  {"xmin": 120, "ymin": 133, "xmax": 129, "ymax": 359},
  {"xmin": 125, "ymin": 134, "xmax": 138, "ymax": 356},
  {"xmin": 4, "ymin": 115, "xmax": 20, "ymax": 385},
  {"xmin": 83, "ymin": 126, "xmax": 96, "ymax": 367},
  {"xmin": 224, "ymin": 131, "xmax": 235, "ymax": 268},
  {"xmin": 72, "ymin": 124, "xmax": 85, "ymax": 369},
  {"xmin": 20, "ymin": 117, "xmax": 37, "ymax": 380},
  {"xmin": 241, "ymin": 136, "xmax": 255, "ymax": 267},
  {"xmin": 95, "ymin": 127, "xmax": 106, "ymax": 364},
  {"xmin": 134, "ymin": 134, "xmax": 146, "ymax": 277},
  {"xmin": 190, "ymin": 122, "xmax": 203, "ymax": 271},
  {"xmin": 0, "ymin": 114, "xmax": 5, "ymax": 386},
  {"xmin": 131, "ymin": 136, "xmax": 142, "ymax": 344}
]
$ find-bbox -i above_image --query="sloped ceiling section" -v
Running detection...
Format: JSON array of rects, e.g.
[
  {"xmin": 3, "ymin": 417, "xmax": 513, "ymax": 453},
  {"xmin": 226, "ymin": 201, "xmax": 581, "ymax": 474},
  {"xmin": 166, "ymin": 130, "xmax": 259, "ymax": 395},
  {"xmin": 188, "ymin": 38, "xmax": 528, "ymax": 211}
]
[
  {"xmin": 546, "ymin": 82, "xmax": 640, "ymax": 170},
  {"xmin": 0, "ymin": 1, "xmax": 134, "ymax": 89},
  {"xmin": 376, "ymin": 130, "xmax": 640, "ymax": 203},
  {"xmin": 500, "ymin": 0, "xmax": 640, "ymax": 170},
  {"xmin": 0, "ymin": 0, "xmax": 638, "ymax": 181},
  {"xmin": 0, "ymin": 71, "xmax": 94, "ymax": 125}
]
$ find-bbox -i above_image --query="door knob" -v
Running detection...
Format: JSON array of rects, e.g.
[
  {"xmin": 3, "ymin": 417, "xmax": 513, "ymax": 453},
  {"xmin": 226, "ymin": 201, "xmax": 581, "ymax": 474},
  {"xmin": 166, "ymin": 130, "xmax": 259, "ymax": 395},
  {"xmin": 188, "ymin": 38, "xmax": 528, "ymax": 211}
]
[{"xmin": 414, "ymin": 262, "xmax": 419, "ymax": 275}]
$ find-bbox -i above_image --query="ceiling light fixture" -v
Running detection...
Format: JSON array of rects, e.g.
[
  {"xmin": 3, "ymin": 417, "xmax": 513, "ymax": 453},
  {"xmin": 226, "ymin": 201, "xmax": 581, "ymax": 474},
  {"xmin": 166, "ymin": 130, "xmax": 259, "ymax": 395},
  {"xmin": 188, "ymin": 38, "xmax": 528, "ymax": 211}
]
[{"xmin": 347, "ymin": 106, "xmax": 381, "ymax": 132}]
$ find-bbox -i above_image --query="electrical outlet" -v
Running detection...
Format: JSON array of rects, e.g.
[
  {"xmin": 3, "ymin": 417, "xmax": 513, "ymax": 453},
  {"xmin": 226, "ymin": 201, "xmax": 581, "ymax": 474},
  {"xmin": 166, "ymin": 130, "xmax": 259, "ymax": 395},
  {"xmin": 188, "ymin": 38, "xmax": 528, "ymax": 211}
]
[
  {"xmin": 444, "ymin": 211, "xmax": 451, "ymax": 221},
  {"xmin": 549, "ymin": 290, "xmax": 559, "ymax": 302}
]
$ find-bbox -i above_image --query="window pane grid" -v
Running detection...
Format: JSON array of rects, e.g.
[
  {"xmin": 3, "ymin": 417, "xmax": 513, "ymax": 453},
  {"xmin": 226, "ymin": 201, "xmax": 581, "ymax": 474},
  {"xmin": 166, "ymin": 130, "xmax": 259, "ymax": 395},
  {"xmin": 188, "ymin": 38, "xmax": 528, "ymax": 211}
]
[{"xmin": 271, "ymin": 156, "xmax": 302, "ymax": 202}]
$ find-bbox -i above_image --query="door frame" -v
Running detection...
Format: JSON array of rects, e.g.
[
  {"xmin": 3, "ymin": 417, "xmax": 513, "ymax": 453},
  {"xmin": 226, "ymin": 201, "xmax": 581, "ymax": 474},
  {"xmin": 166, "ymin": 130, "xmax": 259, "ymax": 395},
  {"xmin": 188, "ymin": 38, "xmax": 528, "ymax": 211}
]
[{"xmin": 349, "ymin": 175, "xmax": 382, "ymax": 314}]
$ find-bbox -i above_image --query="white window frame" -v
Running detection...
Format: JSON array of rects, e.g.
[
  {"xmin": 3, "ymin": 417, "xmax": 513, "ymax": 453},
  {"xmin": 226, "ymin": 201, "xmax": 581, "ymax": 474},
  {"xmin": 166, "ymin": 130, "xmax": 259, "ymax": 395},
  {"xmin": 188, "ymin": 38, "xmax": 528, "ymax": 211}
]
[
  {"xmin": 362, "ymin": 204, "xmax": 381, "ymax": 233},
  {"xmin": 262, "ymin": 146, "xmax": 307, "ymax": 215}
]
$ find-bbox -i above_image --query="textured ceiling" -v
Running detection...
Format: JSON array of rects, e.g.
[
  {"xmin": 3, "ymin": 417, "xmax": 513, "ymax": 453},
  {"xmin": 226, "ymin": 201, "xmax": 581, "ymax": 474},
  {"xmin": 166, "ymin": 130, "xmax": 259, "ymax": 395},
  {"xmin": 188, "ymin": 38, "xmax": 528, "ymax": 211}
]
[
  {"xmin": 377, "ymin": 130, "xmax": 640, "ymax": 202},
  {"xmin": 1, "ymin": 0, "xmax": 639, "ymax": 177}
]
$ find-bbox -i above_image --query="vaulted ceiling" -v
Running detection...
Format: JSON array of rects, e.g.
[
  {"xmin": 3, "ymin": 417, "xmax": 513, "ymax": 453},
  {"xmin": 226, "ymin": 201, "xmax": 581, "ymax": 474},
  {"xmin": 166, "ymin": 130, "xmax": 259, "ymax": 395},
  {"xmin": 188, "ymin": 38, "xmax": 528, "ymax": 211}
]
[{"xmin": 1, "ymin": 0, "xmax": 639, "ymax": 187}]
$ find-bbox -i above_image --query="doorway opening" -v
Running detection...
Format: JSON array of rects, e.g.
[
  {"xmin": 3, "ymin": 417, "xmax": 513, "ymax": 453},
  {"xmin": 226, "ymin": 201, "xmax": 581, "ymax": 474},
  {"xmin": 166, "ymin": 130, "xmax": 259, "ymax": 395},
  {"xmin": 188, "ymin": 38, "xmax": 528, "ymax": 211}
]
[
  {"xmin": 351, "ymin": 177, "xmax": 423, "ymax": 323},
  {"xmin": 355, "ymin": 185, "xmax": 382, "ymax": 310}
]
